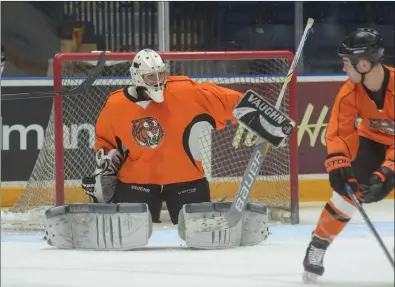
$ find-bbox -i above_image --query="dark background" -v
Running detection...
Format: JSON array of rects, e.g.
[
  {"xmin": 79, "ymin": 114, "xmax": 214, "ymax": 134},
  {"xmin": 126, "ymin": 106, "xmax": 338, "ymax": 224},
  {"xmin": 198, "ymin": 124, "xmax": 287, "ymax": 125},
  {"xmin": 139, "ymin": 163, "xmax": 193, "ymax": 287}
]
[{"xmin": 1, "ymin": 1, "xmax": 394, "ymax": 77}]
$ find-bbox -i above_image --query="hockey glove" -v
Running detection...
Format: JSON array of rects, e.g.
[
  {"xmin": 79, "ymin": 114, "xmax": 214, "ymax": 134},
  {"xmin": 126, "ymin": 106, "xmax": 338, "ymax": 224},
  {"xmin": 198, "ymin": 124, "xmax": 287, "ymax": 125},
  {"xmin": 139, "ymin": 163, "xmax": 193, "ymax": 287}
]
[
  {"xmin": 361, "ymin": 160, "xmax": 394, "ymax": 203},
  {"xmin": 324, "ymin": 153, "xmax": 358, "ymax": 196}
]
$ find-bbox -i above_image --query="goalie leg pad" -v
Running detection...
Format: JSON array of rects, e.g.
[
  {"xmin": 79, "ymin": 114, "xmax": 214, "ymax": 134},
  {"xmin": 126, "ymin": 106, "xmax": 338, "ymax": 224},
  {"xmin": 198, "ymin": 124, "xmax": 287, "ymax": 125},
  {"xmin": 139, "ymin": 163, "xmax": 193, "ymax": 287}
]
[
  {"xmin": 178, "ymin": 202, "xmax": 269, "ymax": 249},
  {"xmin": 44, "ymin": 203, "xmax": 152, "ymax": 251},
  {"xmin": 94, "ymin": 173, "xmax": 117, "ymax": 203},
  {"xmin": 241, "ymin": 202, "xmax": 270, "ymax": 246}
]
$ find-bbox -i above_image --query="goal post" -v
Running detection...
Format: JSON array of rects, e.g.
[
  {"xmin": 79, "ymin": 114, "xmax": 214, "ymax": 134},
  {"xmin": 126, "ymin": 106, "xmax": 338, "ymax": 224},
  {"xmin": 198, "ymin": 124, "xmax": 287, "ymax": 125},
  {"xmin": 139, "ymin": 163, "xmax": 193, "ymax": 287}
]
[{"xmin": 6, "ymin": 51, "xmax": 299, "ymax": 229}]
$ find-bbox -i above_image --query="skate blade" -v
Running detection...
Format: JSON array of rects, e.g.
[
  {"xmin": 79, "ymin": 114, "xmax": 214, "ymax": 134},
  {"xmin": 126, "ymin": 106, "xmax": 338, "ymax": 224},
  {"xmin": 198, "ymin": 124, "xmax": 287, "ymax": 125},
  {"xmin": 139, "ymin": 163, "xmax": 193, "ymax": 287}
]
[{"xmin": 302, "ymin": 271, "xmax": 319, "ymax": 284}]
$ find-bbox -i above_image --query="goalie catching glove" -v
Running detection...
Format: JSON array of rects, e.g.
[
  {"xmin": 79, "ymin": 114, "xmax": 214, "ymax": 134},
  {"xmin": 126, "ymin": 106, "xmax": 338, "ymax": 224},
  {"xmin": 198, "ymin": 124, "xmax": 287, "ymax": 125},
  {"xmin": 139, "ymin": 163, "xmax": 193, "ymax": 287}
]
[{"xmin": 82, "ymin": 148, "xmax": 123, "ymax": 203}]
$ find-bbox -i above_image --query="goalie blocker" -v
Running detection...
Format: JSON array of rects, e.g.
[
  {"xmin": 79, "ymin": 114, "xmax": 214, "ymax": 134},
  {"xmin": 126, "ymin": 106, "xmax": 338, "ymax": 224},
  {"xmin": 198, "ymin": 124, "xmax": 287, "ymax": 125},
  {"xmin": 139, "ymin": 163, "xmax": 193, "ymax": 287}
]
[
  {"xmin": 44, "ymin": 202, "xmax": 269, "ymax": 250},
  {"xmin": 232, "ymin": 90, "xmax": 295, "ymax": 147}
]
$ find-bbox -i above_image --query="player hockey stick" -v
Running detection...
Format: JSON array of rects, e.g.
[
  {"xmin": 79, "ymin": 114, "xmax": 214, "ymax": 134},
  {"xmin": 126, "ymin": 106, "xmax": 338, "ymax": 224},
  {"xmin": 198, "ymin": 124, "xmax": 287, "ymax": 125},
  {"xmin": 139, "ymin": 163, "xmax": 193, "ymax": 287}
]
[
  {"xmin": 344, "ymin": 184, "xmax": 395, "ymax": 269},
  {"xmin": 1, "ymin": 52, "xmax": 106, "ymax": 101},
  {"xmin": 185, "ymin": 18, "xmax": 315, "ymax": 233}
]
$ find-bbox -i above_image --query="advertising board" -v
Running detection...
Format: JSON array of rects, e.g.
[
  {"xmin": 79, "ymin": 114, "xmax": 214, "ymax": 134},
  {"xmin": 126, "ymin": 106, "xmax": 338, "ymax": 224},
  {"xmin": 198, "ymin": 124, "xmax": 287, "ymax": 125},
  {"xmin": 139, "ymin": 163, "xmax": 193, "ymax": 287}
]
[{"xmin": 1, "ymin": 76, "xmax": 392, "ymax": 206}]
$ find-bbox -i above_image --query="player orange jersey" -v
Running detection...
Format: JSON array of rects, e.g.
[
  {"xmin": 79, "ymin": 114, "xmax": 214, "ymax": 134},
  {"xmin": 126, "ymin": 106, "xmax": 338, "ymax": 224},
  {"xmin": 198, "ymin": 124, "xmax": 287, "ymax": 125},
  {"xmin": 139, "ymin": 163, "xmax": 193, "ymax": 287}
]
[
  {"xmin": 95, "ymin": 76, "xmax": 243, "ymax": 185},
  {"xmin": 326, "ymin": 66, "xmax": 395, "ymax": 162}
]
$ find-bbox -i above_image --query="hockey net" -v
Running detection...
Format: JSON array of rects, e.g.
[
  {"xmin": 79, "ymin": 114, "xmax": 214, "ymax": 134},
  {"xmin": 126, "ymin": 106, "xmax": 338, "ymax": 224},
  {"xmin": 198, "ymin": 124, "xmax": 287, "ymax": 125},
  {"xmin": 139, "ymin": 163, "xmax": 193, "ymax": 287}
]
[{"xmin": 2, "ymin": 51, "xmax": 298, "ymax": 231}]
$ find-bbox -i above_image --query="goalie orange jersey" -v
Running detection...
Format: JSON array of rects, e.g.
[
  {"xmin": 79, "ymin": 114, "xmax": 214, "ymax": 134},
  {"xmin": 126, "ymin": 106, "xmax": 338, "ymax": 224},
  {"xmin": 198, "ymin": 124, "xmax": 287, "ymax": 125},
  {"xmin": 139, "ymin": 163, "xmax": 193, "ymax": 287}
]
[
  {"xmin": 326, "ymin": 66, "xmax": 395, "ymax": 161},
  {"xmin": 95, "ymin": 76, "xmax": 242, "ymax": 185}
]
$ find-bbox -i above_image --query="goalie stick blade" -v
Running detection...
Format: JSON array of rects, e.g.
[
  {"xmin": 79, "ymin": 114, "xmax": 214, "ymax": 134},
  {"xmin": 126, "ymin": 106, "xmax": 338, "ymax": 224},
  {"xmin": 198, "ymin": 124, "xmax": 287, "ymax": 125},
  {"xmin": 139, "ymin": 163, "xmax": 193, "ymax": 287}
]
[{"xmin": 1, "ymin": 52, "xmax": 106, "ymax": 101}]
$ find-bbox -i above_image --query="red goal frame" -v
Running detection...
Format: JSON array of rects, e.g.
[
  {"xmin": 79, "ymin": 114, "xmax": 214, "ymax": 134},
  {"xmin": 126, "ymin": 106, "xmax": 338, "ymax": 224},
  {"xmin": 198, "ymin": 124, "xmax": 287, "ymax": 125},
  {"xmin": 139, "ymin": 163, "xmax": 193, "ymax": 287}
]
[{"xmin": 52, "ymin": 51, "xmax": 299, "ymax": 224}]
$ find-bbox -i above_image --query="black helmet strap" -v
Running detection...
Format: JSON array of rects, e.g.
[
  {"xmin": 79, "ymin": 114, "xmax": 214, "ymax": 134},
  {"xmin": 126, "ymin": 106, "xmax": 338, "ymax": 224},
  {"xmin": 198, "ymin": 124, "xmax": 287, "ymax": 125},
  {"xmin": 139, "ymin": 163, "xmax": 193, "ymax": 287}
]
[{"xmin": 353, "ymin": 58, "xmax": 379, "ymax": 83}]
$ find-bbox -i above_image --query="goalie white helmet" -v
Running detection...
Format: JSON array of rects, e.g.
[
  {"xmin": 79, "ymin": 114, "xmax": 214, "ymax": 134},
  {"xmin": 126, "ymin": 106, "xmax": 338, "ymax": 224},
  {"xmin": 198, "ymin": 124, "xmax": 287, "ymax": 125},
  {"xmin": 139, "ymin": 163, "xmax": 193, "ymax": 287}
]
[{"xmin": 130, "ymin": 49, "xmax": 168, "ymax": 103}]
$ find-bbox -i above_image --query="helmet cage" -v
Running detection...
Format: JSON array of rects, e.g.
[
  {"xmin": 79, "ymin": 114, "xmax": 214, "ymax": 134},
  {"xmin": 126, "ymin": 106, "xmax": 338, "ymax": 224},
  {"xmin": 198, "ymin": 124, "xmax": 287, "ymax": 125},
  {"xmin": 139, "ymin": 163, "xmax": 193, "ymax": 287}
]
[
  {"xmin": 140, "ymin": 69, "xmax": 168, "ymax": 88},
  {"xmin": 129, "ymin": 49, "xmax": 169, "ymax": 102}
]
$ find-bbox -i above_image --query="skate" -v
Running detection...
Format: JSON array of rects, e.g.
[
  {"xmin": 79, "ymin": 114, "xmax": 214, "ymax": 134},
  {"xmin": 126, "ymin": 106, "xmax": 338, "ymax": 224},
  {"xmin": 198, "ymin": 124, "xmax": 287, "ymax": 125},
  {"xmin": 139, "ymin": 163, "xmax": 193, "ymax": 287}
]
[{"xmin": 302, "ymin": 235, "xmax": 330, "ymax": 284}]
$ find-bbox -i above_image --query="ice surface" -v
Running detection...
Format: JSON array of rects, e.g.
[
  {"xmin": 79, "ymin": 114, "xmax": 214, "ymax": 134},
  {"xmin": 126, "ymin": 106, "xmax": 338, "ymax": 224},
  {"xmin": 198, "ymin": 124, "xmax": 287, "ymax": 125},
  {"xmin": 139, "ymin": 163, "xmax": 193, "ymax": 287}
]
[{"xmin": 1, "ymin": 200, "xmax": 394, "ymax": 287}]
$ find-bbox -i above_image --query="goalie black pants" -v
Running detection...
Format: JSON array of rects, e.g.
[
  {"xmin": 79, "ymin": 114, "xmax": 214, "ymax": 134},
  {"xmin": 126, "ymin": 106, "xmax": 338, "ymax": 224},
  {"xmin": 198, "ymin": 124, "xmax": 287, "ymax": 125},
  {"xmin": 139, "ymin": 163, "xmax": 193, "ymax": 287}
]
[{"xmin": 113, "ymin": 178, "xmax": 210, "ymax": 225}]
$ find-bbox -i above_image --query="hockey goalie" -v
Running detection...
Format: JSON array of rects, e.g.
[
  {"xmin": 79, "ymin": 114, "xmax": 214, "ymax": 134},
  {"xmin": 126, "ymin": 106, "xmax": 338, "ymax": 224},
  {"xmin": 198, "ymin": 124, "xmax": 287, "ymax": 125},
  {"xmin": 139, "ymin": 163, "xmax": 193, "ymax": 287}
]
[{"xmin": 43, "ymin": 49, "xmax": 293, "ymax": 251}]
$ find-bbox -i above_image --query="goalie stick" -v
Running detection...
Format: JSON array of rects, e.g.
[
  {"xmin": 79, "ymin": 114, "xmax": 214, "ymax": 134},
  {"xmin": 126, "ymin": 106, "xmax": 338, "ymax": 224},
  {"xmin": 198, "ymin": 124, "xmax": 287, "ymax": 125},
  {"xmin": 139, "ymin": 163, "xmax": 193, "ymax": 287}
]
[
  {"xmin": 185, "ymin": 18, "xmax": 315, "ymax": 233},
  {"xmin": 1, "ymin": 52, "xmax": 106, "ymax": 101},
  {"xmin": 344, "ymin": 184, "xmax": 395, "ymax": 269}
]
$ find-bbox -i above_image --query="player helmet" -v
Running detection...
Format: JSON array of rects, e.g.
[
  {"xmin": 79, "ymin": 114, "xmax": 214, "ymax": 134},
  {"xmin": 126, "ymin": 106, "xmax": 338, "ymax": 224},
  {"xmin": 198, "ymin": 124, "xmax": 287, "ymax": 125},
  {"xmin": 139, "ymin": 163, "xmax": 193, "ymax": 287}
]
[
  {"xmin": 338, "ymin": 28, "xmax": 384, "ymax": 66},
  {"xmin": 130, "ymin": 49, "xmax": 168, "ymax": 103}
]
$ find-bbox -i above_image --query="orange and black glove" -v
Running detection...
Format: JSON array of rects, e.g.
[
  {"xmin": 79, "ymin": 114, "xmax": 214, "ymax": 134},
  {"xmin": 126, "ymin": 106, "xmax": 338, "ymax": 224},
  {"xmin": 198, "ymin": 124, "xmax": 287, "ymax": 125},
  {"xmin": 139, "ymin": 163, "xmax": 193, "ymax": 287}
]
[
  {"xmin": 361, "ymin": 160, "xmax": 394, "ymax": 203},
  {"xmin": 324, "ymin": 153, "xmax": 358, "ymax": 196}
]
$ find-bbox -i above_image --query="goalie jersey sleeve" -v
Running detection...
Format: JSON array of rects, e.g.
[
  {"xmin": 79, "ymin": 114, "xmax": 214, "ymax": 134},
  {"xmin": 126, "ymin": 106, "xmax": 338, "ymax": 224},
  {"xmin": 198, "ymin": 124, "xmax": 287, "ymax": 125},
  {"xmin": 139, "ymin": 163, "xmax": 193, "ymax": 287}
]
[
  {"xmin": 95, "ymin": 104, "xmax": 117, "ymax": 153},
  {"xmin": 95, "ymin": 93, "xmax": 130, "ymax": 158},
  {"xmin": 193, "ymin": 82, "xmax": 243, "ymax": 129},
  {"xmin": 326, "ymin": 66, "xmax": 395, "ymax": 161}
]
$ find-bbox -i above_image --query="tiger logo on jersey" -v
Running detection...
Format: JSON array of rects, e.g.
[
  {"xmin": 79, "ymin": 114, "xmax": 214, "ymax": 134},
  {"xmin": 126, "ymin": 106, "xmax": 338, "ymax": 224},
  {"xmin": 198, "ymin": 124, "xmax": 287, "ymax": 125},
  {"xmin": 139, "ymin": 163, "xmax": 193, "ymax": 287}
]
[{"xmin": 132, "ymin": 117, "xmax": 164, "ymax": 148}]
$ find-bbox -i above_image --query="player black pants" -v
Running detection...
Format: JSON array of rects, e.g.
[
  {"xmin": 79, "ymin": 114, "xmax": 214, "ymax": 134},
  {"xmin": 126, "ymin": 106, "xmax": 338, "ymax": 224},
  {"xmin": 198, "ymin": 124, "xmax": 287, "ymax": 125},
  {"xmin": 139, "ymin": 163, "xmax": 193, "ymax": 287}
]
[
  {"xmin": 351, "ymin": 136, "xmax": 388, "ymax": 185},
  {"xmin": 113, "ymin": 178, "xmax": 210, "ymax": 225}
]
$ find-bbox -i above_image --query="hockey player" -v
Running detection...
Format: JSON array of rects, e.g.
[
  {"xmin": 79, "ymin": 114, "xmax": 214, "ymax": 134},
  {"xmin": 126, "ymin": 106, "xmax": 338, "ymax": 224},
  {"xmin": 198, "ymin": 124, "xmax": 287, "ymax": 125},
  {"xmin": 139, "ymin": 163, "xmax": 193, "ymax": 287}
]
[
  {"xmin": 302, "ymin": 28, "xmax": 394, "ymax": 283},
  {"xmin": 45, "ymin": 48, "xmax": 269, "ymax": 250}
]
